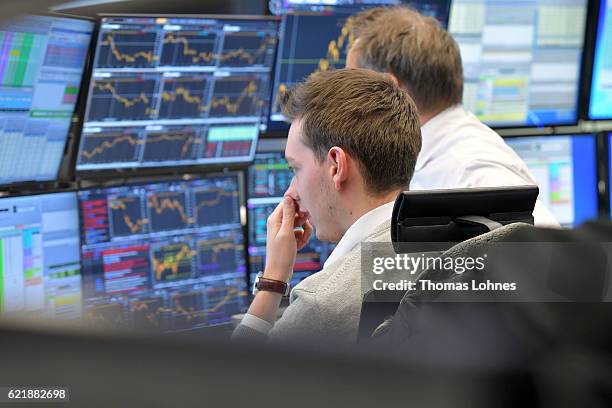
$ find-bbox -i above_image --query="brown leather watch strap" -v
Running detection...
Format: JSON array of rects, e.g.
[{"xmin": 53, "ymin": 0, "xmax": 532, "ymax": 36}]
[{"xmin": 256, "ymin": 277, "xmax": 289, "ymax": 296}]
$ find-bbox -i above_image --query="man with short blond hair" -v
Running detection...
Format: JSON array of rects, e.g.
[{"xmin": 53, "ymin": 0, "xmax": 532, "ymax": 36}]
[
  {"xmin": 347, "ymin": 6, "xmax": 559, "ymax": 227},
  {"xmin": 232, "ymin": 68, "xmax": 421, "ymax": 343}
]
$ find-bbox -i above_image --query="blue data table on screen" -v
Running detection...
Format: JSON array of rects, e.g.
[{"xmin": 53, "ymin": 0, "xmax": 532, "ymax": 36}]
[
  {"xmin": 0, "ymin": 16, "xmax": 93, "ymax": 186},
  {"xmin": 0, "ymin": 192, "xmax": 82, "ymax": 319},
  {"xmin": 506, "ymin": 134, "xmax": 598, "ymax": 227}
]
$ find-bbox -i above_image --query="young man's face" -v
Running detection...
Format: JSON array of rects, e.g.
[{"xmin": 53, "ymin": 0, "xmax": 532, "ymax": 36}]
[{"xmin": 284, "ymin": 118, "xmax": 340, "ymax": 242}]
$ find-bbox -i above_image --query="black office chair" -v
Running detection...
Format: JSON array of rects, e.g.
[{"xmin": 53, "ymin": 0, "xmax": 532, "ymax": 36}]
[{"xmin": 358, "ymin": 186, "xmax": 539, "ymax": 341}]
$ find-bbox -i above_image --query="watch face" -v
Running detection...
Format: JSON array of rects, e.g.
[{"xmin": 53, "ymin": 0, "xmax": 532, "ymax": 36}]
[{"xmin": 252, "ymin": 272, "xmax": 264, "ymax": 296}]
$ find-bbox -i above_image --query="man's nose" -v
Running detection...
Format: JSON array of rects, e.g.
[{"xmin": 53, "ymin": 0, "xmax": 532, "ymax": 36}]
[{"xmin": 284, "ymin": 176, "xmax": 299, "ymax": 201}]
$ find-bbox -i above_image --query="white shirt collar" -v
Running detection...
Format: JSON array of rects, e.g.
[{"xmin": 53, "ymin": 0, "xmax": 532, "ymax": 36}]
[
  {"xmin": 323, "ymin": 201, "xmax": 395, "ymax": 268},
  {"xmin": 415, "ymin": 104, "xmax": 465, "ymax": 172}
]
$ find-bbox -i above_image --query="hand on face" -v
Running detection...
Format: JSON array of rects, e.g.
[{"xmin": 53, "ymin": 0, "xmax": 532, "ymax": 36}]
[{"xmin": 264, "ymin": 196, "xmax": 313, "ymax": 283}]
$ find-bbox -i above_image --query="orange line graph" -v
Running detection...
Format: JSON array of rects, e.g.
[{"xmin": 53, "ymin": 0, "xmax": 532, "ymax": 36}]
[
  {"xmin": 198, "ymin": 239, "xmax": 241, "ymax": 264},
  {"xmin": 152, "ymin": 243, "xmax": 195, "ymax": 281},
  {"xmin": 316, "ymin": 16, "xmax": 354, "ymax": 72},
  {"xmin": 131, "ymin": 300, "xmax": 172, "ymax": 327},
  {"xmin": 109, "ymin": 197, "xmax": 148, "ymax": 234},
  {"xmin": 171, "ymin": 293, "xmax": 206, "ymax": 322},
  {"xmin": 276, "ymin": 17, "xmax": 354, "ymax": 102},
  {"xmin": 162, "ymin": 86, "xmax": 203, "ymax": 105},
  {"xmin": 206, "ymin": 286, "xmax": 246, "ymax": 313},
  {"xmin": 195, "ymin": 188, "xmax": 238, "ymax": 212},
  {"xmin": 163, "ymin": 33, "xmax": 216, "ymax": 64},
  {"xmin": 146, "ymin": 132, "xmax": 202, "ymax": 156},
  {"xmin": 163, "ymin": 32, "xmax": 274, "ymax": 65},
  {"xmin": 81, "ymin": 133, "xmax": 142, "ymax": 160},
  {"xmin": 94, "ymin": 81, "xmax": 153, "ymax": 110},
  {"xmin": 147, "ymin": 193, "xmax": 190, "ymax": 225},
  {"xmin": 100, "ymin": 33, "xmax": 158, "ymax": 64},
  {"xmin": 218, "ymin": 34, "xmax": 275, "ymax": 65},
  {"xmin": 85, "ymin": 303, "xmax": 125, "ymax": 327},
  {"xmin": 210, "ymin": 80, "xmax": 260, "ymax": 114}
]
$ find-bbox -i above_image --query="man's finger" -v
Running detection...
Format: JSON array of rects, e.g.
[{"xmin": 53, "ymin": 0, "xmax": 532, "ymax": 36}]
[
  {"xmin": 297, "ymin": 220, "xmax": 313, "ymax": 250},
  {"xmin": 281, "ymin": 196, "xmax": 296, "ymax": 231}
]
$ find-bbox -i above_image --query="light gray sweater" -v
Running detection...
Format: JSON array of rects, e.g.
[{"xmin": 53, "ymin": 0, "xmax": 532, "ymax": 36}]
[{"xmin": 233, "ymin": 218, "xmax": 393, "ymax": 344}]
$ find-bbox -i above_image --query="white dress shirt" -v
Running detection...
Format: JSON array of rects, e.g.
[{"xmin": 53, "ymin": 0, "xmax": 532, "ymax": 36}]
[
  {"xmin": 239, "ymin": 201, "xmax": 395, "ymax": 335},
  {"xmin": 411, "ymin": 105, "xmax": 559, "ymax": 228}
]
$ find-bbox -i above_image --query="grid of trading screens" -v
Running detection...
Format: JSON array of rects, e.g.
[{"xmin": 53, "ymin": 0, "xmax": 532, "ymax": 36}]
[
  {"xmin": 449, "ymin": 0, "xmax": 587, "ymax": 127},
  {"xmin": 247, "ymin": 139, "xmax": 334, "ymax": 287},
  {"xmin": 505, "ymin": 134, "xmax": 598, "ymax": 227},
  {"xmin": 78, "ymin": 173, "xmax": 248, "ymax": 331},
  {"xmin": 76, "ymin": 16, "xmax": 278, "ymax": 172},
  {"xmin": 0, "ymin": 192, "xmax": 82, "ymax": 319},
  {"xmin": 0, "ymin": 15, "xmax": 93, "ymax": 186},
  {"xmin": 589, "ymin": 0, "xmax": 612, "ymax": 120},
  {"xmin": 267, "ymin": 0, "xmax": 451, "ymax": 129}
]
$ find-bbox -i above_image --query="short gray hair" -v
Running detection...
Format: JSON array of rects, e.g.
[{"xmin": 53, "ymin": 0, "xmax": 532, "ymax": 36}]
[{"xmin": 351, "ymin": 6, "xmax": 463, "ymax": 115}]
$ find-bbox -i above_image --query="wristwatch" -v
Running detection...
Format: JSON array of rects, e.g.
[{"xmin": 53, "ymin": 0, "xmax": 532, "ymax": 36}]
[{"xmin": 252, "ymin": 272, "xmax": 291, "ymax": 297}]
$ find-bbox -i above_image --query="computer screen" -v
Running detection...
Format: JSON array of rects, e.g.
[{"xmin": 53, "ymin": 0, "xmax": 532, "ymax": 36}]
[
  {"xmin": 0, "ymin": 192, "xmax": 82, "ymax": 319},
  {"xmin": 76, "ymin": 16, "xmax": 278, "ymax": 172},
  {"xmin": 0, "ymin": 15, "xmax": 94, "ymax": 186},
  {"xmin": 247, "ymin": 139, "xmax": 334, "ymax": 287},
  {"xmin": 449, "ymin": 0, "xmax": 587, "ymax": 127},
  {"xmin": 267, "ymin": 2, "xmax": 451, "ymax": 129},
  {"xmin": 269, "ymin": 0, "xmax": 451, "ymax": 21},
  {"xmin": 78, "ymin": 174, "xmax": 248, "ymax": 331},
  {"xmin": 505, "ymin": 134, "xmax": 598, "ymax": 227},
  {"xmin": 589, "ymin": 0, "xmax": 612, "ymax": 120}
]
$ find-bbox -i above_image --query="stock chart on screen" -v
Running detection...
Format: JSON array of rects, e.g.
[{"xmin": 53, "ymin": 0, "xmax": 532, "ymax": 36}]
[
  {"xmin": 247, "ymin": 139, "xmax": 334, "ymax": 287},
  {"xmin": 505, "ymin": 134, "xmax": 598, "ymax": 227},
  {"xmin": 0, "ymin": 15, "xmax": 93, "ymax": 186},
  {"xmin": 0, "ymin": 192, "xmax": 82, "ymax": 320},
  {"xmin": 449, "ymin": 0, "xmax": 587, "ymax": 127},
  {"xmin": 589, "ymin": 0, "xmax": 612, "ymax": 119},
  {"xmin": 78, "ymin": 173, "xmax": 248, "ymax": 331},
  {"xmin": 267, "ymin": 1, "xmax": 450, "ymax": 129},
  {"xmin": 76, "ymin": 16, "xmax": 278, "ymax": 172}
]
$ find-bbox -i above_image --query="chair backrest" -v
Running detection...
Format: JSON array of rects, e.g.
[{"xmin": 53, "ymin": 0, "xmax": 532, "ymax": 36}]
[
  {"xmin": 391, "ymin": 186, "xmax": 538, "ymax": 253},
  {"xmin": 358, "ymin": 223, "xmax": 533, "ymax": 341}
]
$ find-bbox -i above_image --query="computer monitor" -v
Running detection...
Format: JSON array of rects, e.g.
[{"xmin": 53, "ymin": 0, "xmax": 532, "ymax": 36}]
[
  {"xmin": 505, "ymin": 134, "xmax": 598, "ymax": 227},
  {"xmin": 76, "ymin": 15, "xmax": 279, "ymax": 173},
  {"xmin": 77, "ymin": 173, "xmax": 248, "ymax": 331},
  {"xmin": 608, "ymin": 134, "xmax": 612, "ymax": 213},
  {"xmin": 588, "ymin": 0, "xmax": 612, "ymax": 120},
  {"xmin": 0, "ymin": 191, "xmax": 82, "ymax": 319},
  {"xmin": 449, "ymin": 0, "xmax": 587, "ymax": 127},
  {"xmin": 0, "ymin": 15, "xmax": 94, "ymax": 187},
  {"xmin": 267, "ymin": 2, "xmax": 451, "ymax": 130},
  {"xmin": 247, "ymin": 139, "xmax": 334, "ymax": 287},
  {"xmin": 269, "ymin": 0, "xmax": 451, "ymax": 22}
]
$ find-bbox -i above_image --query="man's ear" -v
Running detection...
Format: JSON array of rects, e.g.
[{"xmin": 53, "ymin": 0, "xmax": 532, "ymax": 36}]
[
  {"xmin": 387, "ymin": 72, "xmax": 400, "ymax": 87},
  {"xmin": 327, "ymin": 147, "xmax": 348, "ymax": 191}
]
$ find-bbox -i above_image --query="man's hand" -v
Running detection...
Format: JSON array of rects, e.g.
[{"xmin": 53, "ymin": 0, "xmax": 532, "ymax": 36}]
[{"xmin": 264, "ymin": 196, "xmax": 313, "ymax": 283}]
